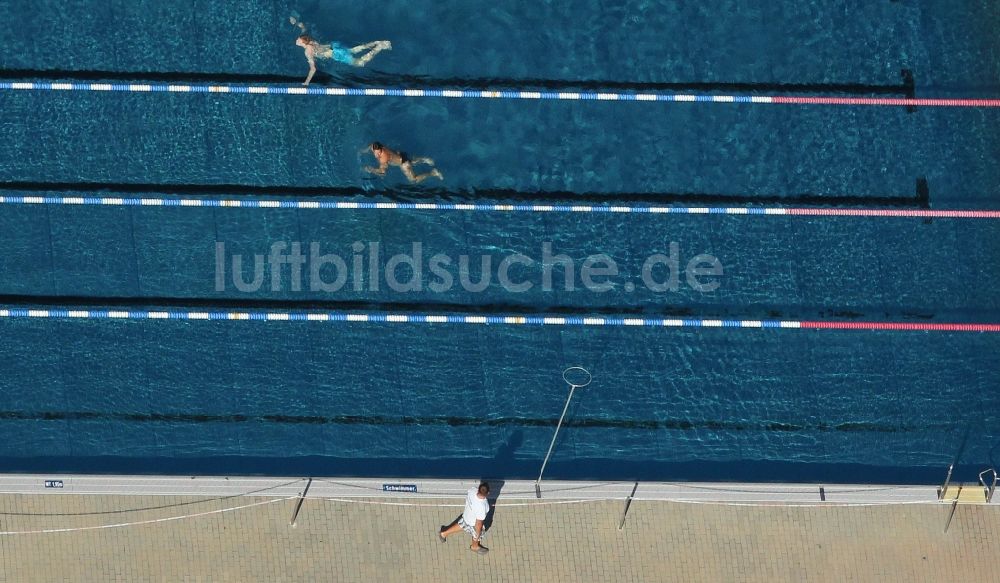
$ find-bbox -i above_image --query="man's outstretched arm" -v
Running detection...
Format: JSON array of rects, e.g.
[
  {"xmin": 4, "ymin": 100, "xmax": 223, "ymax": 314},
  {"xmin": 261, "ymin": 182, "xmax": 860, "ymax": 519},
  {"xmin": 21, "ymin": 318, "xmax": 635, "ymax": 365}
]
[{"xmin": 472, "ymin": 519, "xmax": 484, "ymax": 548}]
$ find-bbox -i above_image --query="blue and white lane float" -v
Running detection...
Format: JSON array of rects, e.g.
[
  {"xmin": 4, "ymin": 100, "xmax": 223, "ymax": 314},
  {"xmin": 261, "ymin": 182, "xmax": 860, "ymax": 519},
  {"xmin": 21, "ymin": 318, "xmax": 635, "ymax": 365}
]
[
  {"xmin": 1, "ymin": 195, "xmax": 998, "ymax": 219},
  {"xmin": 0, "ymin": 308, "xmax": 997, "ymax": 333},
  {"xmin": 2, "ymin": 81, "xmax": 1000, "ymax": 108}
]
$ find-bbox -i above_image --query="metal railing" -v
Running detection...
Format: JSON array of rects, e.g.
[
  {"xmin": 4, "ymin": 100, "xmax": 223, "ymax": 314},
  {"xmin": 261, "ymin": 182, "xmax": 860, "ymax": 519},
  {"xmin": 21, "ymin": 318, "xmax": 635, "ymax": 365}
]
[
  {"xmin": 980, "ymin": 469, "xmax": 997, "ymax": 503},
  {"xmin": 939, "ymin": 463, "xmax": 955, "ymax": 500}
]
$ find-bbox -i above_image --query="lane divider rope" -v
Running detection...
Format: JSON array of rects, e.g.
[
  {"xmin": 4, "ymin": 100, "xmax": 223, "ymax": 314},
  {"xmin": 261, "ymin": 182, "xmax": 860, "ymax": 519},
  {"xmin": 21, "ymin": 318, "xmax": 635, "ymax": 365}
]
[
  {"xmin": 1, "ymin": 195, "xmax": 998, "ymax": 219},
  {"xmin": 2, "ymin": 81, "xmax": 999, "ymax": 108},
  {"xmin": 1, "ymin": 308, "xmax": 997, "ymax": 333}
]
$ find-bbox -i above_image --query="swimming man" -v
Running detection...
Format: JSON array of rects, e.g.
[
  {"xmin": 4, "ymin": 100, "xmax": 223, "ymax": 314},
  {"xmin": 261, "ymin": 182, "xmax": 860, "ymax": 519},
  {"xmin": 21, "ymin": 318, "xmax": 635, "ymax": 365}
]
[
  {"xmin": 364, "ymin": 142, "xmax": 444, "ymax": 184},
  {"xmin": 291, "ymin": 16, "xmax": 391, "ymax": 85}
]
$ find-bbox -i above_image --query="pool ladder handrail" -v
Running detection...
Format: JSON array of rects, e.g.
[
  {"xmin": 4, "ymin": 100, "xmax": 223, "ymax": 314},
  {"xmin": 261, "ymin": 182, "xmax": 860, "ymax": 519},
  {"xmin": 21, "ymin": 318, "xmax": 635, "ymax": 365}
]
[
  {"xmin": 938, "ymin": 463, "xmax": 955, "ymax": 500},
  {"xmin": 980, "ymin": 468, "xmax": 997, "ymax": 503}
]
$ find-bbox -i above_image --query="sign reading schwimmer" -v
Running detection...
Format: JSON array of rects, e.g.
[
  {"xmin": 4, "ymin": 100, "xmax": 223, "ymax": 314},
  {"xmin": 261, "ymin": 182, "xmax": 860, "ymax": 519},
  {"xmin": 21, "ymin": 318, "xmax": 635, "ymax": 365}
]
[{"xmin": 383, "ymin": 484, "xmax": 418, "ymax": 493}]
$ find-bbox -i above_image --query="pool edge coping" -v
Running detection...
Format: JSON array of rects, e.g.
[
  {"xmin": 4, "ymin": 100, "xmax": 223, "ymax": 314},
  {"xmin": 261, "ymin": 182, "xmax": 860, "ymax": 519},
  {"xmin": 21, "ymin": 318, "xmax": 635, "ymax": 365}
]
[{"xmin": 0, "ymin": 473, "xmax": 988, "ymax": 506}]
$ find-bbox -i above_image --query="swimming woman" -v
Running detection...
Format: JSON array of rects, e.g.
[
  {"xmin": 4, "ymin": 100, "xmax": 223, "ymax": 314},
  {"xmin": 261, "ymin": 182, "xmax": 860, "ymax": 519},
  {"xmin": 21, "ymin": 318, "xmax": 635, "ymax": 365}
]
[
  {"xmin": 291, "ymin": 16, "xmax": 391, "ymax": 85},
  {"xmin": 364, "ymin": 142, "xmax": 444, "ymax": 184}
]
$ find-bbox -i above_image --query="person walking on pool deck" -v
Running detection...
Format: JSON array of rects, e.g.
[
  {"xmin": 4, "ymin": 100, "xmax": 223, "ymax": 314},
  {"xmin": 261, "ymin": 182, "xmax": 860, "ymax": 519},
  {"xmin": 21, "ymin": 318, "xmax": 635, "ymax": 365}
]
[
  {"xmin": 364, "ymin": 141, "xmax": 444, "ymax": 184},
  {"xmin": 439, "ymin": 481, "xmax": 490, "ymax": 554},
  {"xmin": 291, "ymin": 15, "xmax": 391, "ymax": 85}
]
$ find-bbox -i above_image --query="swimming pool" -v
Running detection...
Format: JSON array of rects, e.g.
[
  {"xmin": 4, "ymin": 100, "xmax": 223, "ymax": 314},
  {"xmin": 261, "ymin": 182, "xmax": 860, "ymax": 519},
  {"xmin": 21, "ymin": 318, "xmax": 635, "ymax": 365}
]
[{"xmin": 0, "ymin": 0, "xmax": 997, "ymax": 484}]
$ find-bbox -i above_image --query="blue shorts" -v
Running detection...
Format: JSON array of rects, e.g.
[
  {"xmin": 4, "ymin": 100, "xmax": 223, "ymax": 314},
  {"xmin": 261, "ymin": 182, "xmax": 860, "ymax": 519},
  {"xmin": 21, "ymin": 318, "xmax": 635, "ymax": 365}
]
[{"xmin": 331, "ymin": 43, "xmax": 354, "ymax": 65}]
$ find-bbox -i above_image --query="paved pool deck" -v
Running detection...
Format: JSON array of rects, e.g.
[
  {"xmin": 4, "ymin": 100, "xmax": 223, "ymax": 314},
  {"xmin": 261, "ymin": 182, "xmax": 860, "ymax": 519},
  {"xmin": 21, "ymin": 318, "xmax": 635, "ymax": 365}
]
[{"xmin": 0, "ymin": 475, "xmax": 996, "ymax": 582}]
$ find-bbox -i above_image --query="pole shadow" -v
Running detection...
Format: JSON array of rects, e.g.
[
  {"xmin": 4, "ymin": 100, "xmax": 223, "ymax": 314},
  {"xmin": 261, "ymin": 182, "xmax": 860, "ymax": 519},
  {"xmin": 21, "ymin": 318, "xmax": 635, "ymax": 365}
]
[{"xmin": 480, "ymin": 430, "xmax": 524, "ymax": 534}]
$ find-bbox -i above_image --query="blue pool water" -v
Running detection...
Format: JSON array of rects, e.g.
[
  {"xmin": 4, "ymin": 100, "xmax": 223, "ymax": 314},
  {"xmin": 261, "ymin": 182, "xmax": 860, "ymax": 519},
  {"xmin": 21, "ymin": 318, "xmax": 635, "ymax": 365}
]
[{"xmin": 0, "ymin": 0, "xmax": 998, "ymax": 483}]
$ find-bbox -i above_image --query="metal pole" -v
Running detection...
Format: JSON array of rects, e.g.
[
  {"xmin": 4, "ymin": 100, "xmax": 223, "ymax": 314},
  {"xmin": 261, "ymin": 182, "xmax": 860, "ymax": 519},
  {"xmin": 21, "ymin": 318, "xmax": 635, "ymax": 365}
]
[
  {"xmin": 943, "ymin": 491, "xmax": 960, "ymax": 533},
  {"xmin": 939, "ymin": 463, "xmax": 954, "ymax": 500},
  {"xmin": 939, "ymin": 426, "xmax": 970, "ymax": 500},
  {"xmin": 980, "ymin": 468, "xmax": 997, "ymax": 503},
  {"xmin": 535, "ymin": 383, "xmax": 578, "ymax": 498},
  {"xmin": 289, "ymin": 477, "xmax": 312, "ymax": 527},
  {"xmin": 618, "ymin": 482, "xmax": 639, "ymax": 531}
]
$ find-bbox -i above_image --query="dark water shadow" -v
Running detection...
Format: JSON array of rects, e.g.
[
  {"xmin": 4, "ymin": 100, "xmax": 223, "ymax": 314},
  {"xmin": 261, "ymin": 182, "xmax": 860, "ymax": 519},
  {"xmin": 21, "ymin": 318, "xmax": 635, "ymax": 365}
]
[{"xmin": 0, "ymin": 177, "xmax": 931, "ymax": 208}]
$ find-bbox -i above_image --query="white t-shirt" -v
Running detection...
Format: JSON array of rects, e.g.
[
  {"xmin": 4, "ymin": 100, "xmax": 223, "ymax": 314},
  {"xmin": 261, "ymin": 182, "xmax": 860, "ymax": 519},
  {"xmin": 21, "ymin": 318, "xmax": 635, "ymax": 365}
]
[{"xmin": 462, "ymin": 488, "xmax": 489, "ymax": 526}]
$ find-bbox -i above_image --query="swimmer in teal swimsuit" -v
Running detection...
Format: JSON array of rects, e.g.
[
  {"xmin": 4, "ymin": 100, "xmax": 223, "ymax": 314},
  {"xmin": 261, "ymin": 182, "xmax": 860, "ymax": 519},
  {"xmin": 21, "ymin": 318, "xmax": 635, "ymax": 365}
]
[{"xmin": 291, "ymin": 16, "xmax": 391, "ymax": 85}]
